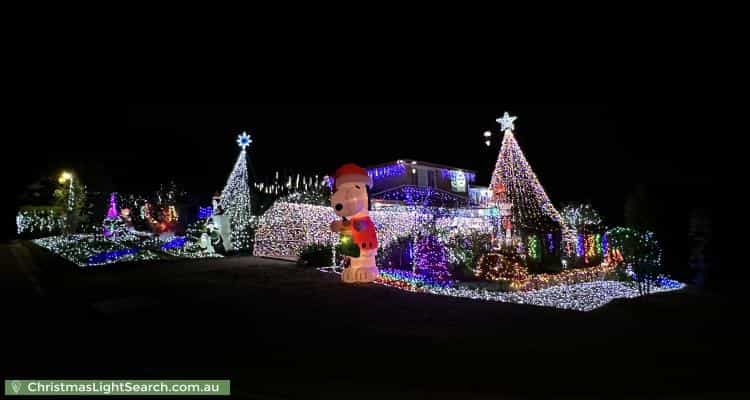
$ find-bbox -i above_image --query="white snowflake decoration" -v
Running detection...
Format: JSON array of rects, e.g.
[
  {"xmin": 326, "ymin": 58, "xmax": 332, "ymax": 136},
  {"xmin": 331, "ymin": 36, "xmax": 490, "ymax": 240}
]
[{"xmin": 236, "ymin": 131, "xmax": 253, "ymax": 150}]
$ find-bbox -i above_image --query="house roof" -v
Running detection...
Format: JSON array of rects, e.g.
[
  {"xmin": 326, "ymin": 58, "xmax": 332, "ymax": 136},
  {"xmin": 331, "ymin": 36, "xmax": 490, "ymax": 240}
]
[{"xmin": 365, "ymin": 159, "xmax": 477, "ymax": 174}]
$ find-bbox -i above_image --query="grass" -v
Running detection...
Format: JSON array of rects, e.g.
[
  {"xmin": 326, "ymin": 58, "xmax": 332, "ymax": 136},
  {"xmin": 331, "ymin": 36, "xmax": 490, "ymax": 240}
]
[{"xmin": 1, "ymin": 240, "xmax": 742, "ymax": 398}]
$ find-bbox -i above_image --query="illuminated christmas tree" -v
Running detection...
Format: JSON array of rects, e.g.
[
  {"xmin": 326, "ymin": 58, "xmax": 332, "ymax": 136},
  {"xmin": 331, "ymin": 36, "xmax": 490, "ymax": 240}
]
[
  {"xmin": 489, "ymin": 112, "xmax": 575, "ymax": 256},
  {"xmin": 102, "ymin": 192, "xmax": 127, "ymax": 239},
  {"xmin": 415, "ymin": 234, "xmax": 450, "ymax": 279},
  {"xmin": 218, "ymin": 132, "xmax": 254, "ymax": 251}
]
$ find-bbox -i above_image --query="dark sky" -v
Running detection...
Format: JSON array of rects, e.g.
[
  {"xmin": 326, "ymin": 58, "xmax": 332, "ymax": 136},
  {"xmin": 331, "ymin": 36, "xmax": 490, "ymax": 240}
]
[{"xmin": 6, "ymin": 104, "xmax": 712, "ymax": 238}]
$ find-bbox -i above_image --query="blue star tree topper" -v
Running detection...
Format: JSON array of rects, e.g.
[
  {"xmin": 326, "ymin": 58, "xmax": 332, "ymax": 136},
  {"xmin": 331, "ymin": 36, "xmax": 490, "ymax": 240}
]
[{"xmin": 237, "ymin": 132, "xmax": 253, "ymax": 150}]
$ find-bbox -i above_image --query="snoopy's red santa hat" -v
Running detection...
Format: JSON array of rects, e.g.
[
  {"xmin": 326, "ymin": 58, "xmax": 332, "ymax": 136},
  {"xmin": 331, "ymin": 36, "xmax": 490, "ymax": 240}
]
[{"xmin": 333, "ymin": 163, "xmax": 373, "ymax": 189}]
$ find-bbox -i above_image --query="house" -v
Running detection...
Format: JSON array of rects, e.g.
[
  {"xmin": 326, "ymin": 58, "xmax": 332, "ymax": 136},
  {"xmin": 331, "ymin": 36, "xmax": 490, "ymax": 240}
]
[{"xmin": 365, "ymin": 160, "xmax": 483, "ymax": 208}]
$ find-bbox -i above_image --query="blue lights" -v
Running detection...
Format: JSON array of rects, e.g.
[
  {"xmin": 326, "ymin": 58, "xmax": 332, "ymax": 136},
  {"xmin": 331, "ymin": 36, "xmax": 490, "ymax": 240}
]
[
  {"xmin": 627, "ymin": 269, "xmax": 683, "ymax": 289},
  {"xmin": 367, "ymin": 162, "xmax": 476, "ymax": 184},
  {"xmin": 161, "ymin": 236, "xmax": 187, "ymax": 250},
  {"xmin": 377, "ymin": 186, "xmax": 468, "ymax": 207},
  {"xmin": 367, "ymin": 163, "xmax": 407, "ymax": 180},
  {"xmin": 198, "ymin": 206, "xmax": 213, "ymax": 220},
  {"xmin": 379, "ymin": 268, "xmax": 454, "ymax": 289},
  {"xmin": 87, "ymin": 248, "xmax": 138, "ymax": 266}
]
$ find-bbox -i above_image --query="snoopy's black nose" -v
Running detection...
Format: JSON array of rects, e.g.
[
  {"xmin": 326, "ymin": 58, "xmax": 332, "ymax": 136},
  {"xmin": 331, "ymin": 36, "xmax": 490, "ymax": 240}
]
[{"xmin": 335, "ymin": 203, "xmax": 343, "ymax": 211}]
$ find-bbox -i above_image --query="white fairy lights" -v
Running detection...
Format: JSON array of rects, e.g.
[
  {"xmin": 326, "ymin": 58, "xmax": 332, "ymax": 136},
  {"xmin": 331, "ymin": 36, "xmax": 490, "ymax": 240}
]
[
  {"xmin": 496, "ymin": 111, "xmax": 517, "ymax": 132},
  {"xmin": 253, "ymin": 202, "xmax": 493, "ymax": 259},
  {"xmin": 218, "ymin": 133, "xmax": 254, "ymax": 250},
  {"xmin": 420, "ymin": 280, "xmax": 685, "ymax": 312},
  {"xmin": 488, "ymin": 112, "xmax": 577, "ymax": 256},
  {"xmin": 17, "ymin": 209, "xmax": 67, "ymax": 235},
  {"xmin": 320, "ymin": 265, "xmax": 685, "ymax": 311},
  {"xmin": 33, "ymin": 235, "xmax": 160, "ymax": 267}
]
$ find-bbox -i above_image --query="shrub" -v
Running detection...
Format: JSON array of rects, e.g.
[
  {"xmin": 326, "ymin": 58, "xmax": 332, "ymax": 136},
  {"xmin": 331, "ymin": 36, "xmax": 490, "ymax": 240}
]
[
  {"xmin": 475, "ymin": 250, "xmax": 528, "ymax": 282},
  {"xmin": 444, "ymin": 232, "xmax": 492, "ymax": 280},
  {"xmin": 607, "ymin": 226, "xmax": 664, "ymax": 294},
  {"xmin": 297, "ymin": 243, "xmax": 333, "ymax": 268},
  {"xmin": 376, "ymin": 236, "xmax": 414, "ymax": 270}
]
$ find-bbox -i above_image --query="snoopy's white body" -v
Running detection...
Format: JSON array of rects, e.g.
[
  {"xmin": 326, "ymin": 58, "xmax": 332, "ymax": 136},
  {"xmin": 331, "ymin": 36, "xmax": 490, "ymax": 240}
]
[{"xmin": 330, "ymin": 180, "xmax": 379, "ymax": 283}]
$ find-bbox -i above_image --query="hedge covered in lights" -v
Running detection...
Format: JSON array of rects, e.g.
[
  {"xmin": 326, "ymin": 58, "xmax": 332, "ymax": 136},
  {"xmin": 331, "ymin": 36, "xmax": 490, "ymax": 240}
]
[{"xmin": 252, "ymin": 202, "xmax": 494, "ymax": 259}]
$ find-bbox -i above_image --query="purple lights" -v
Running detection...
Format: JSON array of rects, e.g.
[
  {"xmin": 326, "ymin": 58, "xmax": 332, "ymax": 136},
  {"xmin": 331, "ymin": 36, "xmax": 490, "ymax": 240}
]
[
  {"xmin": 106, "ymin": 193, "xmax": 119, "ymax": 219},
  {"xmin": 415, "ymin": 234, "xmax": 450, "ymax": 280}
]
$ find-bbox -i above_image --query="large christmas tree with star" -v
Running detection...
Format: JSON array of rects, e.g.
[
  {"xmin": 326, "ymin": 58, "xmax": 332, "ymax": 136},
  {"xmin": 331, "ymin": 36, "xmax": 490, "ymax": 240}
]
[
  {"xmin": 219, "ymin": 132, "xmax": 254, "ymax": 251},
  {"xmin": 489, "ymin": 112, "xmax": 576, "ymax": 256}
]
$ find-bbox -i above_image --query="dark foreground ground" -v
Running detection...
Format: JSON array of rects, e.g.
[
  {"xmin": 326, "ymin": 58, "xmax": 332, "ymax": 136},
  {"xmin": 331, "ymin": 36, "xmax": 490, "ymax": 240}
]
[{"xmin": 0, "ymin": 241, "xmax": 743, "ymax": 399}]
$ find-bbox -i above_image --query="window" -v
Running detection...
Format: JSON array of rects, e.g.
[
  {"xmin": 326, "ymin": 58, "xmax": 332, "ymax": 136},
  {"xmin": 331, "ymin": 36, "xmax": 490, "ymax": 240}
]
[{"xmin": 417, "ymin": 169, "xmax": 428, "ymax": 187}]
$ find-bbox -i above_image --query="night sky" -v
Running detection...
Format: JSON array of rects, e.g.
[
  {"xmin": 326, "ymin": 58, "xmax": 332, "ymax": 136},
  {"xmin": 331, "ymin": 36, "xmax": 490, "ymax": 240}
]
[{"xmin": 5, "ymin": 104, "xmax": 712, "ymax": 240}]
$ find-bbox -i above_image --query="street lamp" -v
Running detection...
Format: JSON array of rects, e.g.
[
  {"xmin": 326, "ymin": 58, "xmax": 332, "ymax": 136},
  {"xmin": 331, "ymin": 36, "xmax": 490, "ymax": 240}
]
[
  {"xmin": 59, "ymin": 171, "xmax": 74, "ymax": 211},
  {"xmin": 58, "ymin": 171, "xmax": 72, "ymax": 184}
]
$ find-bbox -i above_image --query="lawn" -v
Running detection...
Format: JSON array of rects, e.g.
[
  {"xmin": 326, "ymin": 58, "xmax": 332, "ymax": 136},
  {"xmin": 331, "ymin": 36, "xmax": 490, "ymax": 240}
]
[{"xmin": 1, "ymin": 240, "xmax": 741, "ymax": 398}]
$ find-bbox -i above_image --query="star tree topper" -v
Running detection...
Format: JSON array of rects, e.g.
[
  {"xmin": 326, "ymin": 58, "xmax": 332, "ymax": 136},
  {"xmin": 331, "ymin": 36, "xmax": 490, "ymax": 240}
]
[
  {"xmin": 496, "ymin": 112, "xmax": 517, "ymax": 132},
  {"xmin": 237, "ymin": 131, "xmax": 253, "ymax": 150}
]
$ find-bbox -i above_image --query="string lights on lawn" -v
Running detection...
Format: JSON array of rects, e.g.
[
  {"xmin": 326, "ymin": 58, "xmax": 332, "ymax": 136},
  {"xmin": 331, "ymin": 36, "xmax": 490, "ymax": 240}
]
[
  {"xmin": 33, "ymin": 235, "xmax": 160, "ymax": 267},
  {"xmin": 157, "ymin": 235, "xmax": 224, "ymax": 259},
  {"xmin": 372, "ymin": 275, "xmax": 684, "ymax": 311},
  {"xmin": 334, "ymin": 265, "xmax": 685, "ymax": 311}
]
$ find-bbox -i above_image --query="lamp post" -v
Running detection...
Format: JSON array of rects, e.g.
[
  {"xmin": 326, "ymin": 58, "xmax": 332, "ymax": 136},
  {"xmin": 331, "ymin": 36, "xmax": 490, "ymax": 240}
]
[{"xmin": 58, "ymin": 171, "xmax": 74, "ymax": 211}]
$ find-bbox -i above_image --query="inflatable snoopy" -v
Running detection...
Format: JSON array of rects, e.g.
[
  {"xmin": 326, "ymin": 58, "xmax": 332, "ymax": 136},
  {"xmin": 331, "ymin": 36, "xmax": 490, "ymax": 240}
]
[{"xmin": 329, "ymin": 163, "xmax": 379, "ymax": 283}]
